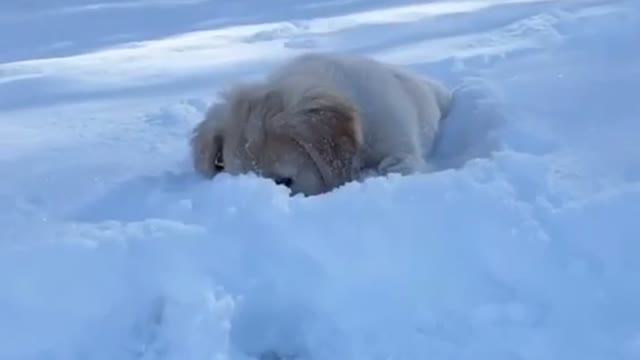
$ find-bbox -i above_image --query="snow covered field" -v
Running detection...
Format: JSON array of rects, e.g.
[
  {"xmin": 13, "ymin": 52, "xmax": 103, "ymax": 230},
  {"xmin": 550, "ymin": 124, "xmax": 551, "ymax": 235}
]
[{"xmin": 1, "ymin": 0, "xmax": 639, "ymax": 359}]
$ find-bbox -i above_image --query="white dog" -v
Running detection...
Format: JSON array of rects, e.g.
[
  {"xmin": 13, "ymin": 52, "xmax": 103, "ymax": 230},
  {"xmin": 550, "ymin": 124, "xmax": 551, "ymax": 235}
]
[{"xmin": 191, "ymin": 52, "xmax": 452, "ymax": 196}]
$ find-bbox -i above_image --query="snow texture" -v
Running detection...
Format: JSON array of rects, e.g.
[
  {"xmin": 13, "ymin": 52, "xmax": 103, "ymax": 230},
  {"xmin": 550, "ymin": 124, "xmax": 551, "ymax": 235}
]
[{"xmin": 1, "ymin": 0, "xmax": 639, "ymax": 360}]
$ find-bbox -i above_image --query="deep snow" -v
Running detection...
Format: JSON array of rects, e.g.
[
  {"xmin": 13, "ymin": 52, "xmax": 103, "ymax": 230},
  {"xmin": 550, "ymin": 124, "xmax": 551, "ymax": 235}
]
[{"xmin": 1, "ymin": 1, "xmax": 639, "ymax": 360}]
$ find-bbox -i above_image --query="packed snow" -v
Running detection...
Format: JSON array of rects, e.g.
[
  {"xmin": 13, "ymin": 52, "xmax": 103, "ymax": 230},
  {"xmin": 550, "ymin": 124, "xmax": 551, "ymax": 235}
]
[{"xmin": 1, "ymin": 0, "xmax": 639, "ymax": 359}]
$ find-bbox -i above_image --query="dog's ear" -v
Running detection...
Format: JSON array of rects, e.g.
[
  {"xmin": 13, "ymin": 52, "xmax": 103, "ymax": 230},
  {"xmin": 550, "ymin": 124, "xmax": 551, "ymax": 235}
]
[
  {"xmin": 280, "ymin": 93, "xmax": 363, "ymax": 187},
  {"xmin": 191, "ymin": 104, "xmax": 226, "ymax": 178}
]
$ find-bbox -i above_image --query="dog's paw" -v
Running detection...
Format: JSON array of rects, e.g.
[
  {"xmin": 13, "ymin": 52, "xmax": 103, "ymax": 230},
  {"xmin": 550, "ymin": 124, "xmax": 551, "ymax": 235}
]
[
  {"xmin": 377, "ymin": 155, "xmax": 429, "ymax": 176},
  {"xmin": 355, "ymin": 168, "xmax": 379, "ymax": 182}
]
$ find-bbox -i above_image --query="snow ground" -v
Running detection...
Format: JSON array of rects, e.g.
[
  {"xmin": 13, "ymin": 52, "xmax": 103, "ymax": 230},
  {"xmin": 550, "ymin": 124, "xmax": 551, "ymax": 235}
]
[{"xmin": 1, "ymin": 0, "xmax": 639, "ymax": 359}]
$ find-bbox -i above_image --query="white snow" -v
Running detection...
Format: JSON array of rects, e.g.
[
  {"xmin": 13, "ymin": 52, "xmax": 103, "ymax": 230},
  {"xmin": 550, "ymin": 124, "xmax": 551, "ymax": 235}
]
[{"xmin": 1, "ymin": 0, "xmax": 639, "ymax": 360}]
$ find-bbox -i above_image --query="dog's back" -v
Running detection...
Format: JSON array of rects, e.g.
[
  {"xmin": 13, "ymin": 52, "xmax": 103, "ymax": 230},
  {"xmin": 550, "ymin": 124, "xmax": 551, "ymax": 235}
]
[{"xmin": 268, "ymin": 52, "xmax": 452, "ymax": 166}]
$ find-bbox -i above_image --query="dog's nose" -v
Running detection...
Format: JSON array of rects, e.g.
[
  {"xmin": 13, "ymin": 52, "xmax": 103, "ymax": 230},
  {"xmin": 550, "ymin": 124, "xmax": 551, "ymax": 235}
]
[{"xmin": 274, "ymin": 177, "xmax": 294, "ymax": 188}]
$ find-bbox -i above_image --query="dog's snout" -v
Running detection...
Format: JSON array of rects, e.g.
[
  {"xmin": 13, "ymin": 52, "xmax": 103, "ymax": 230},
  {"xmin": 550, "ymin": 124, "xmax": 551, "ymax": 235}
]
[
  {"xmin": 213, "ymin": 151, "xmax": 224, "ymax": 171},
  {"xmin": 274, "ymin": 177, "xmax": 294, "ymax": 188}
]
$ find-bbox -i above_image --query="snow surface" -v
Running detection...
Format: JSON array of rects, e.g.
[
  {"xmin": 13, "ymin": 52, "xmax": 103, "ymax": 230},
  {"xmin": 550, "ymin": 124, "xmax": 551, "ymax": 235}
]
[{"xmin": 1, "ymin": 0, "xmax": 639, "ymax": 359}]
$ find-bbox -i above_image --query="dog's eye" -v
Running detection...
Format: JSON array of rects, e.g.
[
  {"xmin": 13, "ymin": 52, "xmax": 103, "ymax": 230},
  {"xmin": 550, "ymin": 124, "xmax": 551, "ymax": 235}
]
[{"xmin": 274, "ymin": 177, "xmax": 294, "ymax": 188}]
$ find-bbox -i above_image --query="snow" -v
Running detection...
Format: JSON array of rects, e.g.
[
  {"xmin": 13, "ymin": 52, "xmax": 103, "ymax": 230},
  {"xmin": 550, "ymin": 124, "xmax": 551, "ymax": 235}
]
[{"xmin": 1, "ymin": 0, "xmax": 639, "ymax": 359}]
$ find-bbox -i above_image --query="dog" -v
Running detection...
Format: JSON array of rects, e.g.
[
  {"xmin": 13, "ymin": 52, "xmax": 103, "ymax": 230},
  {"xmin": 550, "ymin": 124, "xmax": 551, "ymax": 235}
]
[{"xmin": 191, "ymin": 52, "xmax": 452, "ymax": 196}]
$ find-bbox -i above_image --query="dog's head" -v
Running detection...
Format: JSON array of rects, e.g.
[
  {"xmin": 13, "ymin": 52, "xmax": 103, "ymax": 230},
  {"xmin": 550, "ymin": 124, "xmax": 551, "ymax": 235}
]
[{"xmin": 191, "ymin": 83, "xmax": 363, "ymax": 196}]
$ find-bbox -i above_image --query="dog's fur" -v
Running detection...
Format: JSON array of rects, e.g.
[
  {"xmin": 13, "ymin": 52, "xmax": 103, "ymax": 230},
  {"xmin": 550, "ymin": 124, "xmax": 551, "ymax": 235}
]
[{"xmin": 191, "ymin": 52, "xmax": 452, "ymax": 196}]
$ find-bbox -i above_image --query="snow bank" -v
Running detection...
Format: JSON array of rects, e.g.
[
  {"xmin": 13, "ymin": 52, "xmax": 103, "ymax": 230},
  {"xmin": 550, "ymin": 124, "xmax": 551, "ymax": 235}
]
[
  {"xmin": 3, "ymin": 156, "xmax": 639, "ymax": 360},
  {"xmin": 1, "ymin": 1, "xmax": 639, "ymax": 360}
]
